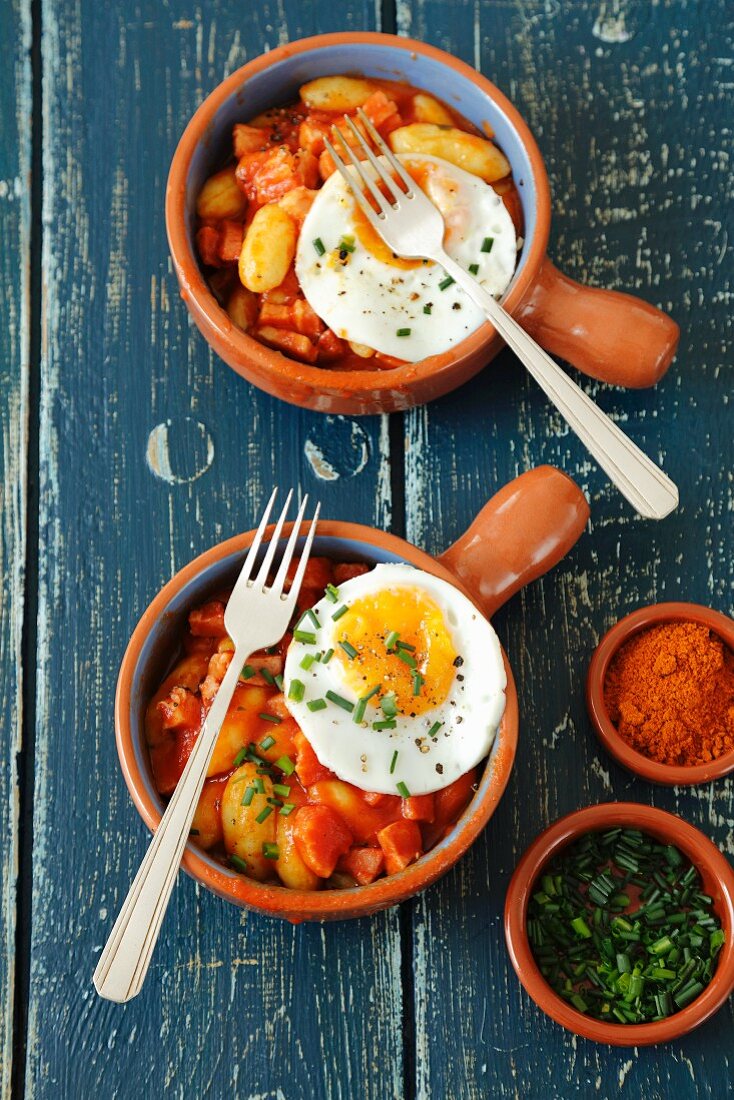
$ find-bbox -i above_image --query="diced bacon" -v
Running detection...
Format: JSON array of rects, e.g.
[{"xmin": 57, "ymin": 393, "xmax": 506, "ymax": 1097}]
[
  {"xmin": 293, "ymin": 804, "xmax": 353, "ymax": 878},
  {"xmin": 258, "ymin": 298, "xmax": 325, "ymax": 340},
  {"xmin": 293, "ymin": 730, "xmax": 335, "ymax": 788},
  {"xmin": 285, "ymin": 555, "xmax": 333, "ymax": 591},
  {"xmin": 298, "ymin": 116, "xmax": 332, "ymax": 156},
  {"xmin": 362, "ymin": 90, "xmax": 402, "ymax": 134},
  {"xmin": 217, "ymin": 220, "xmax": 245, "ymax": 262},
  {"xmin": 333, "ymin": 562, "xmax": 370, "ymax": 584},
  {"xmin": 157, "ymin": 686, "xmax": 203, "ymax": 732},
  {"xmin": 317, "ymin": 329, "xmax": 347, "ymax": 362},
  {"xmin": 338, "ymin": 847, "xmax": 385, "ymax": 885},
  {"xmin": 261, "ymin": 266, "xmax": 300, "ymax": 305},
  {"xmin": 377, "ymin": 819, "xmax": 423, "ymax": 875},
  {"xmin": 255, "ymin": 326, "xmax": 319, "ymax": 364},
  {"xmin": 233, "ymin": 123, "xmax": 273, "ymax": 157},
  {"xmin": 402, "ymin": 794, "xmax": 435, "ymax": 822},
  {"xmin": 196, "ymin": 225, "xmax": 222, "ymax": 267},
  {"xmin": 236, "ymin": 146, "xmax": 319, "ymax": 205},
  {"xmin": 189, "ymin": 600, "xmax": 227, "ymax": 637},
  {"xmin": 434, "ymin": 768, "xmax": 477, "ymax": 825}
]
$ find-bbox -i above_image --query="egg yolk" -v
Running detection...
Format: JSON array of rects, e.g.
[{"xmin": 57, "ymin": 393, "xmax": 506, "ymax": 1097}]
[{"xmin": 335, "ymin": 587, "xmax": 458, "ymax": 715}]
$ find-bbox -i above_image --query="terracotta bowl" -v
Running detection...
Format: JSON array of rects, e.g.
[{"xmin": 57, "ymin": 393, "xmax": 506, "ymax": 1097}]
[
  {"xmin": 116, "ymin": 466, "xmax": 588, "ymax": 921},
  {"xmin": 587, "ymin": 602, "xmax": 734, "ymax": 785},
  {"xmin": 505, "ymin": 802, "xmax": 734, "ymax": 1045},
  {"xmin": 166, "ymin": 31, "xmax": 679, "ymax": 415}
]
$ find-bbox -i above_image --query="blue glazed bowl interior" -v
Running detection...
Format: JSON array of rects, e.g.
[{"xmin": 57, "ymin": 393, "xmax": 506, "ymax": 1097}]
[
  {"xmin": 129, "ymin": 535, "xmax": 507, "ymax": 883},
  {"xmin": 185, "ymin": 42, "xmax": 539, "ymax": 291}
]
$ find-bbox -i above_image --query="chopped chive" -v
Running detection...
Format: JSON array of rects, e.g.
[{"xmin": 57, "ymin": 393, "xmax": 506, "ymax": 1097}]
[
  {"xmin": 332, "ymin": 605, "xmax": 348, "ymax": 621},
  {"xmin": 307, "ymin": 697, "xmax": 327, "ymax": 712},
  {"xmin": 241, "ymin": 786, "xmax": 255, "ymax": 807},
  {"xmin": 280, "ymin": 802, "xmax": 295, "ymax": 816},
  {"xmin": 233, "ymin": 747, "xmax": 248, "ymax": 767},
  {"xmin": 468, "ymin": 263, "xmax": 479, "ymax": 275},
  {"xmin": 396, "ymin": 640, "xmax": 416, "ymax": 652},
  {"xmin": 571, "ymin": 917, "xmax": 592, "ymax": 939},
  {"xmin": 305, "ymin": 608, "xmax": 320, "ymax": 628},
  {"xmin": 259, "ymin": 712, "xmax": 282, "ymax": 724},
  {"xmin": 289, "ymin": 679, "xmax": 305, "ymax": 702},
  {"xmin": 260, "ymin": 668, "xmax": 276, "ymax": 686},
  {"xmin": 353, "ymin": 698, "xmax": 368, "ymax": 724},
  {"xmin": 274, "ymin": 673, "xmax": 284, "ymax": 691},
  {"xmin": 481, "ymin": 236, "xmax": 494, "ymax": 253},
  {"xmin": 339, "ymin": 640, "xmax": 358, "ymax": 659},
  {"xmin": 259, "ymin": 735, "xmax": 276, "ymax": 751},
  {"xmin": 396, "ymin": 781, "xmax": 410, "ymax": 797},
  {"xmin": 240, "ymin": 664, "xmax": 256, "ymax": 680},
  {"xmin": 428, "ymin": 721, "xmax": 444, "ymax": 737},
  {"xmin": 272, "ymin": 783, "xmax": 290, "ymax": 798},
  {"xmin": 423, "ymin": 303, "xmax": 433, "ymax": 314},
  {"xmin": 255, "ymin": 805, "xmax": 273, "ymax": 824},
  {"xmin": 230, "ymin": 854, "xmax": 248, "ymax": 874},
  {"xmin": 313, "ymin": 237, "xmax": 326, "ymax": 256},
  {"xmin": 254, "ymin": 777, "xmax": 265, "ymax": 794},
  {"xmin": 294, "ymin": 629, "xmax": 317, "ymax": 644},
  {"xmin": 389, "ymin": 750, "xmax": 398, "ymax": 774},
  {"xmin": 300, "ymin": 653, "xmax": 316, "ymax": 671},
  {"xmin": 380, "ymin": 693, "xmax": 398, "ymax": 718},
  {"xmin": 438, "ymin": 275, "xmax": 455, "ymax": 290},
  {"xmin": 396, "ymin": 327, "xmax": 411, "ymax": 337},
  {"xmin": 262, "ymin": 842, "xmax": 279, "ymax": 860},
  {"xmin": 373, "ymin": 718, "xmax": 397, "ymax": 731},
  {"xmin": 361, "ymin": 684, "xmax": 381, "ymax": 702},
  {"xmin": 276, "ymin": 755, "xmax": 295, "ymax": 776},
  {"xmin": 397, "ymin": 649, "xmax": 417, "ymax": 668},
  {"xmin": 412, "ymin": 671, "xmax": 424, "ymax": 696},
  {"xmin": 385, "ymin": 630, "xmax": 400, "ymax": 651},
  {"xmin": 326, "ymin": 690, "xmax": 354, "ymax": 713},
  {"xmin": 325, "ymin": 583, "xmax": 340, "ymax": 602},
  {"xmin": 322, "ymin": 648, "xmax": 334, "ymax": 663}
]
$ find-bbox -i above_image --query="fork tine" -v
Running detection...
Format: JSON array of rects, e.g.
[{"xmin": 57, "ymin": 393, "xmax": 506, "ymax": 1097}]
[
  {"xmin": 285, "ymin": 503, "xmax": 321, "ymax": 605},
  {"xmin": 323, "ymin": 135, "xmax": 389, "ymax": 225},
  {"xmin": 230, "ymin": 487, "xmax": 278, "ymax": 594},
  {"xmin": 343, "ymin": 115, "xmax": 406, "ymax": 204},
  {"xmin": 251, "ymin": 488, "xmax": 294, "ymax": 588},
  {"xmin": 328, "ymin": 129, "xmax": 389, "ymax": 213},
  {"xmin": 355, "ymin": 108, "xmax": 417, "ymax": 195},
  {"xmin": 270, "ymin": 493, "xmax": 309, "ymax": 596}
]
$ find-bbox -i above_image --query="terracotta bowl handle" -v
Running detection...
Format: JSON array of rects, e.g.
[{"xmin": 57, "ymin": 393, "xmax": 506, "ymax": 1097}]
[
  {"xmin": 437, "ymin": 466, "xmax": 589, "ymax": 619},
  {"xmin": 517, "ymin": 258, "xmax": 679, "ymax": 388}
]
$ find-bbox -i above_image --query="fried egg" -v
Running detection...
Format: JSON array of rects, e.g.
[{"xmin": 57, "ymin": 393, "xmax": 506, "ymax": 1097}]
[
  {"xmin": 283, "ymin": 564, "xmax": 507, "ymax": 796},
  {"xmin": 295, "ymin": 154, "xmax": 518, "ymax": 362}
]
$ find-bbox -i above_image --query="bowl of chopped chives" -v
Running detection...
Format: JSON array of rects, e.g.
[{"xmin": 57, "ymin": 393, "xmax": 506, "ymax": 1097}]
[{"xmin": 504, "ymin": 803, "xmax": 734, "ymax": 1045}]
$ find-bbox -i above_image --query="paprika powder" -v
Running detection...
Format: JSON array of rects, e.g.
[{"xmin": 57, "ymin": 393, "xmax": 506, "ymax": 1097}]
[{"xmin": 603, "ymin": 621, "xmax": 734, "ymax": 766}]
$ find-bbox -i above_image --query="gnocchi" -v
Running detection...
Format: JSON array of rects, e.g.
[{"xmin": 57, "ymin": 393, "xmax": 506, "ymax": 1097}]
[
  {"xmin": 388, "ymin": 123, "xmax": 511, "ymax": 182},
  {"xmin": 239, "ymin": 204, "xmax": 297, "ymax": 293},
  {"xmin": 221, "ymin": 763, "xmax": 277, "ymax": 881},
  {"xmin": 196, "ymin": 165, "xmax": 247, "ymax": 221},
  {"xmin": 299, "ymin": 75, "xmax": 377, "ymax": 112}
]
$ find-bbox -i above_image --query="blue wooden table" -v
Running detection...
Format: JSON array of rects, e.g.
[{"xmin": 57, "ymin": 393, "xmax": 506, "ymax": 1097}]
[{"xmin": 2, "ymin": 1, "xmax": 733, "ymax": 1096}]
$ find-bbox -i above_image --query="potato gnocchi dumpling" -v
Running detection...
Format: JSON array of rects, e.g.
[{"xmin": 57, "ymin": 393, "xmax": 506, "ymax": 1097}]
[{"xmin": 194, "ymin": 74, "xmax": 522, "ymax": 372}]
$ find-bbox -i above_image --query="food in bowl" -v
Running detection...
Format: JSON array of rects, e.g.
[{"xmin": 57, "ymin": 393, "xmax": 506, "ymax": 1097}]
[
  {"xmin": 194, "ymin": 74, "xmax": 523, "ymax": 370},
  {"xmin": 146, "ymin": 557, "xmax": 507, "ymax": 889},
  {"xmin": 527, "ymin": 826, "xmax": 726, "ymax": 1024}
]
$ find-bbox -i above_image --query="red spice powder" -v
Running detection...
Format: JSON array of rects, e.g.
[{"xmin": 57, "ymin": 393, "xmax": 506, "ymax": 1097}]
[{"xmin": 603, "ymin": 621, "xmax": 734, "ymax": 766}]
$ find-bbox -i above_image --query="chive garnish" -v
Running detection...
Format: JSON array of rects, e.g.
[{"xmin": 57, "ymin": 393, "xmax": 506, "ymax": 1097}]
[
  {"xmin": 385, "ymin": 630, "xmax": 400, "ymax": 651},
  {"xmin": 438, "ymin": 275, "xmax": 455, "ymax": 290},
  {"xmin": 326, "ymin": 690, "xmax": 354, "ymax": 713},
  {"xmin": 353, "ymin": 698, "xmax": 368, "ymax": 724},
  {"xmin": 294, "ymin": 629, "xmax": 317, "ymax": 644},
  {"xmin": 396, "ymin": 328, "xmax": 411, "ymax": 337},
  {"xmin": 240, "ymin": 664, "xmax": 256, "ymax": 680},
  {"xmin": 260, "ymin": 735, "xmax": 276, "ymax": 751},
  {"xmin": 423, "ymin": 303, "xmax": 433, "ymax": 314},
  {"xmin": 428, "ymin": 721, "xmax": 443, "ymax": 737},
  {"xmin": 274, "ymin": 673, "xmax": 284, "ymax": 691},
  {"xmin": 396, "ymin": 781, "xmax": 410, "ymax": 797},
  {"xmin": 396, "ymin": 640, "xmax": 416, "ymax": 652},
  {"xmin": 313, "ymin": 237, "xmax": 326, "ymax": 256},
  {"xmin": 340, "ymin": 640, "xmax": 358, "ymax": 659},
  {"xmin": 412, "ymin": 671, "xmax": 424, "ymax": 696},
  {"xmin": 262, "ymin": 841, "xmax": 279, "ymax": 860},
  {"xmin": 276, "ymin": 755, "xmax": 295, "ymax": 776},
  {"xmin": 397, "ymin": 649, "xmax": 417, "ymax": 669},
  {"xmin": 305, "ymin": 608, "xmax": 320, "ymax": 628},
  {"xmin": 289, "ymin": 679, "xmax": 305, "ymax": 702},
  {"xmin": 468, "ymin": 262, "xmax": 479, "ymax": 275},
  {"xmin": 325, "ymin": 583, "xmax": 340, "ymax": 602},
  {"xmin": 380, "ymin": 693, "xmax": 398, "ymax": 718},
  {"xmin": 481, "ymin": 236, "xmax": 494, "ymax": 253},
  {"xmin": 272, "ymin": 783, "xmax": 290, "ymax": 798},
  {"xmin": 260, "ymin": 668, "xmax": 276, "ymax": 686},
  {"xmin": 373, "ymin": 719, "xmax": 397, "ymax": 731},
  {"xmin": 307, "ymin": 698, "xmax": 327, "ymax": 712},
  {"xmin": 322, "ymin": 648, "xmax": 334, "ymax": 663},
  {"xmin": 300, "ymin": 653, "xmax": 316, "ymax": 671},
  {"xmin": 233, "ymin": 747, "xmax": 248, "ymax": 767},
  {"xmin": 280, "ymin": 802, "xmax": 295, "ymax": 816},
  {"xmin": 255, "ymin": 805, "xmax": 273, "ymax": 824},
  {"xmin": 259, "ymin": 712, "xmax": 282, "ymax": 724},
  {"xmin": 230, "ymin": 854, "xmax": 248, "ymax": 873},
  {"xmin": 254, "ymin": 777, "xmax": 265, "ymax": 794},
  {"xmin": 389, "ymin": 750, "xmax": 398, "ymax": 774},
  {"xmin": 332, "ymin": 605, "xmax": 348, "ymax": 621},
  {"xmin": 338, "ymin": 234, "xmax": 356, "ymax": 253},
  {"xmin": 241, "ymin": 786, "xmax": 255, "ymax": 807}
]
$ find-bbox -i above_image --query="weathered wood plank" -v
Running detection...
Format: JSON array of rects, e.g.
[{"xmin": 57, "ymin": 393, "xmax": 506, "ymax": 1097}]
[
  {"xmin": 28, "ymin": 3, "xmax": 403, "ymax": 1098},
  {"xmin": 0, "ymin": 0, "xmax": 32, "ymax": 1095},
  {"xmin": 401, "ymin": 1, "xmax": 734, "ymax": 1097}
]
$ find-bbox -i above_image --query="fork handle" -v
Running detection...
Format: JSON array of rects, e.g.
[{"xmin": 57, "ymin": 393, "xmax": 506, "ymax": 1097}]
[
  {"xmin": 435, "ymin": 252, "xmax": 679, "ymax": 520},
  {"xmin": 93, "ymin": 651, "xmax": 245, "ymax": 1003}
]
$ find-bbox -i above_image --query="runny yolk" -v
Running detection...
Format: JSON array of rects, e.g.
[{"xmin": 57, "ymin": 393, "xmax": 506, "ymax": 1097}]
[
  {"xmin": 334, "ymin": 587, "xmax": 457, "ymax": 716},
  {"xmin": 351, "ymin": 162, "xmax": 443, "ymax": 271}
]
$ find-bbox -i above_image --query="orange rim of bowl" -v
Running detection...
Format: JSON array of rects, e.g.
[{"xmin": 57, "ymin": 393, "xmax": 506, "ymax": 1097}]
[
  {"xmin": 165, "ymin": 31, "xmax": 552, "ymax": 399},
  {"xmin": 504, "ymin": 802, "xmax": 734, "ymax": 1046},
  {"xmin": 115, "ymin": 520, "xmax": 519, "ymax": 917},
  {"xmin": 586, "ymin": 602, "xmax": 734, "ymax": 786}
]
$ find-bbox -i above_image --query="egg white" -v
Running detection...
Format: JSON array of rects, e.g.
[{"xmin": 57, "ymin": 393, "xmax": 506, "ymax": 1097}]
[
  {"xmin": 283, "ymin": 563, "xmax": 507, "ymax": 796},
  {"xmin": 295, "ymin": 154, "xmax": 518, "ymax": 362}
]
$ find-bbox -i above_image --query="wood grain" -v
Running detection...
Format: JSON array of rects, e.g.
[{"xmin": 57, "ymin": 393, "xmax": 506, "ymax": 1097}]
[
  {"xmin": 0, "ymin": 0, "xmax": 31, "ymax": 1096},
  {"xmin": 26, "ymin": 3, "xmax": 405, "ymax": 1098},
  {"xmin": 401, "ymin": 1, "xmax": 734, "ymax": 1097}
]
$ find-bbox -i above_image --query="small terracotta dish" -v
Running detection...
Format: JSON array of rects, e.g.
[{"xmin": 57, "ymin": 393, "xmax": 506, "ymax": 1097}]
[
  {"xmin": 116, "ymin": 466, "xmax": 588, "ymax": 921},
  {"xmin": 504, "ymin": 802, "xmax": 734, "ymax": 1046},
  {"xmin": 586, "ymin": 602, "xmax": 734, "ymax": 785},
  {"xmin": 166, "ymin": 31, "xmax": 679, "ymax": 414}
]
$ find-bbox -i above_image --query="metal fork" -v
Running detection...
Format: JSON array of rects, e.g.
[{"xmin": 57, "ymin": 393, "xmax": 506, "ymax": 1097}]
[
  {"xmin": 325, "ymin": 111, "xmax": 678, "ymax": 520},
  {"xmin": 93, "ymin": 488, "xmax": 320, "ymax": 1003}
]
